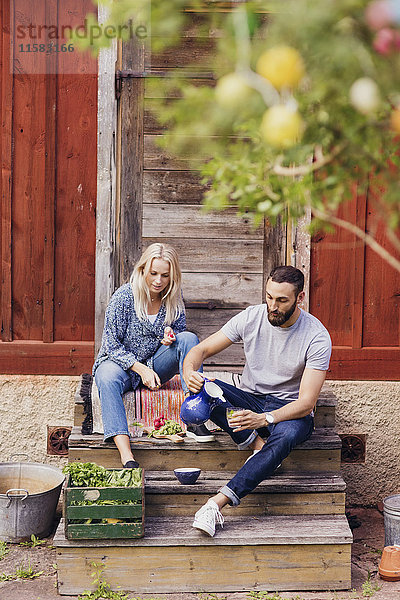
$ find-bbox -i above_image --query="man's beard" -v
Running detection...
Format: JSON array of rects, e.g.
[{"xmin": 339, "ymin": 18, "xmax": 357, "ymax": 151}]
[{"xmin": 267, "ymin": 297, "xmax": 297, "ymax": 327}]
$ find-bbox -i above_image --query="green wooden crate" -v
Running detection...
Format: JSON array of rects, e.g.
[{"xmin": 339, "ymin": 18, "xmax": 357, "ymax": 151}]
[{"xmin": 63, "ymin": 469, "xmax": 144, "ymax": 540}]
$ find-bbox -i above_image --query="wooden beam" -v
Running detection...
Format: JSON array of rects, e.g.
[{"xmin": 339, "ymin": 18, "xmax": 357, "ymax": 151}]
[
  {"xmin": 42, "ymin": 0, "xmax": 58, "ymax": 342},
  {"xmin": 0, "ymin": 340, "xmax": 94, "ymax": 374},
  {"xmin": 1, "ymin": 0, "xmax": 13, "ymax": 341},
  {"xmin": 118, "ymin": 35, "xmax": 144, "ymax": 284},
  {"xmin": 328, "ymin": 346, "xmax": 400, "ymax": 380},
  {"xmin": 95, "ymin": 4, "xmax": 118, "ymax": 353}
]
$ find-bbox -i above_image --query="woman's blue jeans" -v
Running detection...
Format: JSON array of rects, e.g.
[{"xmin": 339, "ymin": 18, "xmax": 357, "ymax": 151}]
[
  {"xmin": 209, "ymin": 379, "xmax": 314, "ymax": 506},
  {"xmin": 94, "ymin": 331, "xmax": 199, "ymax": 442}
]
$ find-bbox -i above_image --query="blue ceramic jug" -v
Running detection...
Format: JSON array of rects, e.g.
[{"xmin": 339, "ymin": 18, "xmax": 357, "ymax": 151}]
[{"xmin": 180, "ymin": 379, "xmax": 227, "ymax": 425}]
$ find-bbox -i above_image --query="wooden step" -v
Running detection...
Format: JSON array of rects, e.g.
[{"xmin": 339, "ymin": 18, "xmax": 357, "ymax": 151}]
[
  {"xmin": 68, "ymin": 427, "xmax": 342, "ymax": 472},
  {"xmin": 144, "ymin": 470, "xmax": 346, "ymax": 517},
  {"xmin": 54, "ymin": 514, "xmax": 352, "ymax": 594}
]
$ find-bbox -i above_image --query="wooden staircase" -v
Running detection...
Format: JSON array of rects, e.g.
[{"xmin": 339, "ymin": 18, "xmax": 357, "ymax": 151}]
[{"xmin": 54, "ymin": 384, "xmax": 353, "ymax": 595}]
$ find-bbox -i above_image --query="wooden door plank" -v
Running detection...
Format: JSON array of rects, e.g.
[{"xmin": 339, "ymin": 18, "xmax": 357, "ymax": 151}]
[
  {"xmin": 145, "ymin": 38, "xmax": 216, "ymax": 70},
  {"xmin": 263, "ymin": 216, "xmax": 286, "ymax": 294},
  {"xmin": 182, "ymin": 272, "xmax": 263, "ymax": 306},
  {"xmin": 293, "ymin": 209, "xmax": 311, "ymax": 311},
  {"xmin": 352, "ymin": 183, "xmax": 366, "ymax": 349},
  {"xmin": 362, "ymin": 183, "xmax": 400, "ymax": 347},
  {"xmin": 143, "ymin": 204, "xmax": 263, "ymax": 240},
  {"xmin": 1, "ymin": 0, "xmax": 13, "ymax": 341},
  {"xmin": 42, "ymin": 0, "xmax": 58, "ymax": 343},
  {"xmin": 143, "ymin": 169, "xmax": 207, "ymax": 204},
  {"xmin": 119, "ymin": 38, "xmax": 144, "ymax": 283},
  {"xmin": 143, "ymin": 237, "xmax": 263, "ymax": 273},
  {"xmin": 95, "ymin": 8, "xmax": 118, "ymax": 353}
]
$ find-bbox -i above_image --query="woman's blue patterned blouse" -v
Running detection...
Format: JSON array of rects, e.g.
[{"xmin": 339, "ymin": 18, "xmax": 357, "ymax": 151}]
[{"xmin": 93, "ymin": 283, "xmax": 186, "ymax": 389}]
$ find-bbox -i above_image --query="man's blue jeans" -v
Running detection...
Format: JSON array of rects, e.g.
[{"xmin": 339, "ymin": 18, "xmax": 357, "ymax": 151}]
[
  {"xmin": 209, "ymin": 379, "xmax": 314, "ymax": 506},
  {"xmin": 94, "ymin": 331, "xmax": 199, "ymax": 442}
]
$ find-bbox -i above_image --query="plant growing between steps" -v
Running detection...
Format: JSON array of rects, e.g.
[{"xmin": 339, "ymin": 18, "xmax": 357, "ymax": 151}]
[
  {"xmin": 78, "ymin": 562, "xmax": 160, "ymax": 600},
  {"xmin": 19, "ymin": 533, "xmax": 47, "ymax": 548},
  {"xmin": 0, "ymin": 562, "xmax": 43, "ymax": 581},
  {"xmin": 247, "ymin": 592, "xmax": 285, "ymax": 600},
  {"xmin": 361, "ymin": 571, "xmax": 381, "ymax": 598},
  {"xmin": 0, "ymin": 540, "xmax": 9, "ymax": 560}
]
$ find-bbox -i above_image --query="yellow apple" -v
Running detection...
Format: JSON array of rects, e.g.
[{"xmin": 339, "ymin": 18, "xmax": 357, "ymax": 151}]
[
  {"xmin": 215, "ymin": 72, "xmax": 253, "ymax": 109},
  {"xmin": 260, "ymin": 105, "xmax": 304, "ymax": 148},
  {"xmin": 256, "ymin": 46, "xmax": 305, "ymax": 90}
]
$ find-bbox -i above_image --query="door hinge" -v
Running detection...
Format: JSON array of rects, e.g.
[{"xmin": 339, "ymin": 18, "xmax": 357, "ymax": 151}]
[
  {"xmin": 115, "ymin": 69, "xmax": 215, "ymax": 99},
  {"xmin": 115, "ymin": 70, "xmax": 146, "ymax": 100}
]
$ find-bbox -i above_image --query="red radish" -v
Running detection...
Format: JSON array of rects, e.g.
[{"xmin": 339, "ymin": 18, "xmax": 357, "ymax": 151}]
[{"xmin": 154, "ymin": 414, "xmax": 166, "ymax": 429}]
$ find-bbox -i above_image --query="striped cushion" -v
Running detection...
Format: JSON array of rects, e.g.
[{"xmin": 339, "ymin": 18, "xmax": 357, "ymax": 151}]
[{"xmin": 139, "ymin": 375, "xmax": 185, "ymax": 428}]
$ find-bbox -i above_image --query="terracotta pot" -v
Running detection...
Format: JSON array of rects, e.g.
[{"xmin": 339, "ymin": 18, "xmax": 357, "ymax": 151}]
[{"xmin": 379, "ymin": 545, "xmax": 400, "ymax": 581}]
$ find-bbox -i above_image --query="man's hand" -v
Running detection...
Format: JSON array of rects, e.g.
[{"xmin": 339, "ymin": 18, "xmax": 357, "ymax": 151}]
[
  {"xmin": 183, "ymin": 330, "xmax": 233, "ymax": 392},
  {"xmin": 185, "ymin": 370, "xmax": 205, "ymax": 393},
  {"xmin": 228, "ymin": 409, "xmax": 266, "ymax": 432}
]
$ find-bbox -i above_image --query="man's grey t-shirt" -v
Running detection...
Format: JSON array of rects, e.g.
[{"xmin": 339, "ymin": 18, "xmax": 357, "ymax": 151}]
[{"xmin": 221, "ymin": 306, "xmax": 332, "ymax": 401}]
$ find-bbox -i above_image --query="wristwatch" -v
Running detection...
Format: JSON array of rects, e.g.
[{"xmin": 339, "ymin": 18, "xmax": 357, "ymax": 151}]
[{"xmin": 265, "ymin": 412, "xmax": 275, "ymax": 424}]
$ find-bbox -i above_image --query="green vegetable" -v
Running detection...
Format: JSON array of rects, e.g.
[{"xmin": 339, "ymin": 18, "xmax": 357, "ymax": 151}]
[{"xmin": 63, "ymin": 462, "xmax": 142, "ymax": 488}]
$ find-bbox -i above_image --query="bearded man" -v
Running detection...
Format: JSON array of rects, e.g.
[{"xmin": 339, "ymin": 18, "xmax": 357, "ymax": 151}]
[{"xmin": 182, "ymin": 265, "xmax": 332, "ymax": 537}]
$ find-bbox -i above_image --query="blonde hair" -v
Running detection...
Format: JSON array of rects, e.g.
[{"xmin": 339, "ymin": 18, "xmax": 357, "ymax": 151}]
[{"xmin": 130, "ymin": 243, "xmax": 185, "ymax": 324}]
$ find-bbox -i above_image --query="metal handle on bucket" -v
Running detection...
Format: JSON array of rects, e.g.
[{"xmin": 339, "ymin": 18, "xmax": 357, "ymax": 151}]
[
  {"xmin": 8, "ymin": 453, "xmax": 30, "ymax": 462},
  {"xmin": 5, "ymin": 489, "xmax": 29, "ymax": 508}
]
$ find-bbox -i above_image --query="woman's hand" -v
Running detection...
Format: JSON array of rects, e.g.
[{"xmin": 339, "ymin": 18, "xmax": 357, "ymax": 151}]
[
  {"xmin": 131, "ymin": 363, "xmax": 161, "ymax": 390},
  {"xmin": 160, "ymin": 326, "xmax": 176, "ymax": 346}
]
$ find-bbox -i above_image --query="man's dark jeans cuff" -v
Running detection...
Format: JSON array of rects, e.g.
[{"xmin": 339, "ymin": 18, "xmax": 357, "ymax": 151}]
[
  {"xmin": 219, "ymin": 485, "xmax": 240, "ymax": 506},
  {"xmin": 236, "ymin": 429, "xmax": 258, "ymax": 450}
]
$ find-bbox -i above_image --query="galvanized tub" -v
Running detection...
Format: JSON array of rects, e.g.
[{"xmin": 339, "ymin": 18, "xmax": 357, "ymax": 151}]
[
  {"xmin": 0, "ymin": 456, "xmax": 65, "ymax": 542},
  {"xmin": 384, "ymin": 494, "xmax": 400, "ymax": 547}
]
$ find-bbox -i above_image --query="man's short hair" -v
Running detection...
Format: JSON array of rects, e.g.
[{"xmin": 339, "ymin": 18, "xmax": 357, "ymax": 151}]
[{"xmin": 268, "ymin": 266, "xmax": 304, "ymax": 296}]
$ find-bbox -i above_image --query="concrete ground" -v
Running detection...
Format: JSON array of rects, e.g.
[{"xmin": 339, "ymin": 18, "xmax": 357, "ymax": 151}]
[{"xmin": 0, "ymin": 506, "xmax": 399, "ymax": 600}]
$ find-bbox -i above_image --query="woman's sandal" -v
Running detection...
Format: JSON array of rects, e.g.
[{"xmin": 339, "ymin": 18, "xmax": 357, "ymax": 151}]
[{"xmin": 123, "ymin": 460, "xmax": 140, "ymax": 469}]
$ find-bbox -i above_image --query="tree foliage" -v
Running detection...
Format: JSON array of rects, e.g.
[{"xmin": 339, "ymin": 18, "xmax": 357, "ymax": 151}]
[{"xmin": 84, "ymin": 0, "xmax": 400, "ymax": 270}]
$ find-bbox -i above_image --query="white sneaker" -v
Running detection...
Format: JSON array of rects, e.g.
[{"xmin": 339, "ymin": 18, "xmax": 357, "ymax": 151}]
[{"xmin": 192, "ymin": 499, "xmax": 224, "ymax": 537}]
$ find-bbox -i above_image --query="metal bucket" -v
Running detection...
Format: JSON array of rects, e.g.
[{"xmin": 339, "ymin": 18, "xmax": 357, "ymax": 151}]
[
  {"xmin": 0, "ymin": 455, "xmax": 65, "ymax": 542},
  {"xmin": 383, "ymin": 495, "xmax": 400, "ymax": 547}
]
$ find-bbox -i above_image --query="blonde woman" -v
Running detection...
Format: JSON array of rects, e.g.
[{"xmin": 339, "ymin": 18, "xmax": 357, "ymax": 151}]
[{"xmin": 93, "ymin": 243, "xmax": 212, "ymax": 469}]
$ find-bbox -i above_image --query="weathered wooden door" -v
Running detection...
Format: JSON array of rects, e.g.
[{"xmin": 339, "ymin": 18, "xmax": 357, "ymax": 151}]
[{"xmin": 113, "ymin": 29, "xmax": 293, "ymax": 370}]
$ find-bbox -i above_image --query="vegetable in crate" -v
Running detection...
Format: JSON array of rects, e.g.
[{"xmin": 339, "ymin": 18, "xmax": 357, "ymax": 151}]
[{"xmin": 63, "ymin": 462, "xmax": 142, "ymax": 488}]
